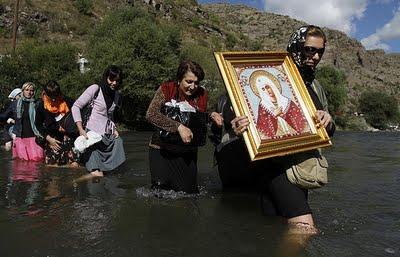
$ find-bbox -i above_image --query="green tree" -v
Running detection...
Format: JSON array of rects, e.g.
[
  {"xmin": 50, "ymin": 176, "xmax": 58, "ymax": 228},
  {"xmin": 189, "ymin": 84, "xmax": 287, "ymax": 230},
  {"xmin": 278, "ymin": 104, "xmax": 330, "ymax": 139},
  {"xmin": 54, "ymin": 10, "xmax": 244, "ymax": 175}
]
[
  {"xmin": 23, "ymin": 22, "xmax": 40, "ymax": 37},
  {"xmin": 315, "ymin": 66, "xmax": 347, "ymax": 117},
  {"xmin": 86, "ymin": 7, "xmax": 182, "ymax": 127},
  {"xmin": 225, "ymin": 33, "xmax": 238, "ymax": 49},
  {"xmin": 74, "ymin": 0, "xmax": 93, "ymax": 15},
  {"xmin": 359, "ymin": 90, "xmax": 400, "ymax": 129},
  {"xmin": 0, "ymin": 41, "xmax": 81, "ymax": 109}
]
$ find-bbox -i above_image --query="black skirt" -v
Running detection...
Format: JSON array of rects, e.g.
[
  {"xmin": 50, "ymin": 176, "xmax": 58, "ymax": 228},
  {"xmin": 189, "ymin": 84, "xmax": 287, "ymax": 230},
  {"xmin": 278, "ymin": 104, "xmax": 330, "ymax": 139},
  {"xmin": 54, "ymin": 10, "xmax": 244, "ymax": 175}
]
[
  {"xmin": 149, "ymin": 147, "xmax": 199, "ymax": 194},
  {"xmin": 259, "ymin": 168, "xmax": 311, "ymax": 219},
  {"xmin": 216, "ymin": 138, "xmax": 311, "ymax": 218}
]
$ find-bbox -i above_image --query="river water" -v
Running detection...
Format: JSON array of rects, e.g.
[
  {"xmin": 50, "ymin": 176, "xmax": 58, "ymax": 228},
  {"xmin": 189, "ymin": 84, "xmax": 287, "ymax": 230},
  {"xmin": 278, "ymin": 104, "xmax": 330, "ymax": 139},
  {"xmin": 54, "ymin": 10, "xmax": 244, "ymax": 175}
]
[{"xmin": 0, "ymin": 131, "xmax": 399, "ymax": 257}]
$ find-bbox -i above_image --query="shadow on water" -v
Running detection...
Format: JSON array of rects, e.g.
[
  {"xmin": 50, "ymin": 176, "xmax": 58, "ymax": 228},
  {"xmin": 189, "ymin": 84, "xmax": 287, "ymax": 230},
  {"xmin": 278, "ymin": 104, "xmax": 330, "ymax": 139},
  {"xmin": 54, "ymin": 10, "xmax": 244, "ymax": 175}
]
[{"xmin": 0, "ymin": 131, "xmax": 399, "ymax": 256}]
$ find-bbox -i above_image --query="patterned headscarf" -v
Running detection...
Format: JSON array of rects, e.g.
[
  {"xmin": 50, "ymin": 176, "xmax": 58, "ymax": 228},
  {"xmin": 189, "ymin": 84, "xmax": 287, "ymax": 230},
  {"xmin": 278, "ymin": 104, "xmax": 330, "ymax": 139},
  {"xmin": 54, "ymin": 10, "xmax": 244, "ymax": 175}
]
[{"xmin": 287, "ymin": 25, "xmax": 324, "ymax": 85}]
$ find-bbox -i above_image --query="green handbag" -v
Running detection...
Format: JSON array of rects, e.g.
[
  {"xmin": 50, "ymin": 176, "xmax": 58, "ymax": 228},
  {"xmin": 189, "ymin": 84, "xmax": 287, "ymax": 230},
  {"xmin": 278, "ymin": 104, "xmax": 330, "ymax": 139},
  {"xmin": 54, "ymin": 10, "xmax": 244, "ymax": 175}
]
[{"xmin": 286, "ymin": 149, "xmax": 328, "ymax": 189}]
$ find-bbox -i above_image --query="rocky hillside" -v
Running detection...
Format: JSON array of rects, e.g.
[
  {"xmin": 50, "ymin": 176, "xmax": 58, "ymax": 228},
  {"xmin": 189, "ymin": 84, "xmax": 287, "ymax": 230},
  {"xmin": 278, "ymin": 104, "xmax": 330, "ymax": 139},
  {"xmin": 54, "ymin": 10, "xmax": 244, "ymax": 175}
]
[
  {"xmin": 1, "ymin": 0, "xmax": 399, "ymax": 112},
  {"xmin": 201, "ymin": 4, "xmax": 400, "ymax": 108}
]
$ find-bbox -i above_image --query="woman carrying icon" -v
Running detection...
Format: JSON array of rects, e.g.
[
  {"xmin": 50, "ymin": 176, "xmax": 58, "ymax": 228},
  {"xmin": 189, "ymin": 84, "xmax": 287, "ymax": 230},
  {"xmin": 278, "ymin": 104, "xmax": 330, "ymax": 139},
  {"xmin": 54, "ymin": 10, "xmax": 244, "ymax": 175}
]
[{"xmin": 210, "ymin": 25, "xmax": 335, "ymax": 233}]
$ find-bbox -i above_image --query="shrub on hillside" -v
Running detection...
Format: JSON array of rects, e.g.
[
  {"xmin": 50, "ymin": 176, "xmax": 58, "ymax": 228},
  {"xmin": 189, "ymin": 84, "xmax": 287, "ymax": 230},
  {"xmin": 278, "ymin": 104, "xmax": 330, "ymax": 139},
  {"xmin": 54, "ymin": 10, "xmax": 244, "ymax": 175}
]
[
  {"xmin": 225, "ymin": 33, "xmax": 238, "ymax": 49},
  {"xmin": 74, "ymin": 0, "xmax": 93, "ymax": 15},
  {"xmin": 359, "ymin": 90, "xmax": 400, "ymax": 129},
  {"xmin": 23, "ymin": 22, "xmax": 40, "ymax": 37},
  {"xmin": 315, "ymin": 66, "xmax": 347, "ymax": 117}
]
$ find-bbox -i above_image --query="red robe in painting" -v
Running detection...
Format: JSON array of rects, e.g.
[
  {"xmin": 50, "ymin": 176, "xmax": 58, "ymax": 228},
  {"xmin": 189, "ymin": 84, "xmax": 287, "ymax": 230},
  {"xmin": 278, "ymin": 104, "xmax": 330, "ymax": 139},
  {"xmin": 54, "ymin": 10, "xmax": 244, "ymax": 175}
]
[{"xmin": 256, "ymin": 100, "xmax": 306, "ymax": 139}]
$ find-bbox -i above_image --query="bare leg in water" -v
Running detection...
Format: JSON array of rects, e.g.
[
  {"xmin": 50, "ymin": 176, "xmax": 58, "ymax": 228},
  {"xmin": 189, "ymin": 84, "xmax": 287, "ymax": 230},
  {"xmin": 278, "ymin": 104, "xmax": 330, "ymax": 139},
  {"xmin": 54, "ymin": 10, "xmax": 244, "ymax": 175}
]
[
  {"xmin": 275, "ymin": 214, "xmax": 318, "ymax": 256},
  {"xmin": 287, "ymin": 213, "xmax": 318, "ymax": 234},
  {"xmin": 70, "ymin": 161, "xmax": 80, "ymax": 168},
  {"xmin": 91, "ymin": 170, "xmax": 104, "ymax": 177},
  {"xmin": 73, "ymin": 169, "xmax": 104, "ymax": 185}
]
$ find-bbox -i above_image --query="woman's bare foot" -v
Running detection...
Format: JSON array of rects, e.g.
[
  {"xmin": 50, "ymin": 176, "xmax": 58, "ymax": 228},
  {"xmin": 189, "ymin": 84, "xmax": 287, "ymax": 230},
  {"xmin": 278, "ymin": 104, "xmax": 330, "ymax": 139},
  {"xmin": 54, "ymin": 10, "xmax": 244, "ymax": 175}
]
[
  {"xmin": 73, "ymin": 170, "xmax": 103, "ymax": 185},
  {"xmin": 69, "ymin": 162, "xmax": 79, "ymax": 168},
  {"xmin": 4, "ymin": 141, "xmax": 12, "ymax": 151},
  {"xmin": 90, "ymin": 170, "xmax": 104, "ymax": 177},
  {"xmin": 73, "ymin": 174, "xmax": 94, "ymax": 184}
]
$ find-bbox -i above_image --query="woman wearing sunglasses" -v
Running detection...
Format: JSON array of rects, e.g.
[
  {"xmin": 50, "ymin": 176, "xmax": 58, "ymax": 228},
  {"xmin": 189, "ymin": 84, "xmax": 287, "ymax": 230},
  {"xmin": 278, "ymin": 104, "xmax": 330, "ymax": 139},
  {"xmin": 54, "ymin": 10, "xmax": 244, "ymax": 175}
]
[
  {"xmin": 287, "ymin": 25, "xmax": 335, "ymax": 135},
  {"xmin": 214, "ymin": 25, "xmax": 335, "ymax": 234}
]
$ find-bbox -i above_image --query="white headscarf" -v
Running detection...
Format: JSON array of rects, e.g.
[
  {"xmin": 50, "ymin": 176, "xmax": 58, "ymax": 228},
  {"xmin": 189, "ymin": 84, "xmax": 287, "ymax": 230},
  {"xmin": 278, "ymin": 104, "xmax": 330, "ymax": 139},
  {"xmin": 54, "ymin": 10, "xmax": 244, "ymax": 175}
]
[
  {"xmin": 255, "ymin": 75, "xmax": 289, "ymax": 116},
  {"xmin": 8, "ymin": 88, "xmax": 22, "ymax": 100}
]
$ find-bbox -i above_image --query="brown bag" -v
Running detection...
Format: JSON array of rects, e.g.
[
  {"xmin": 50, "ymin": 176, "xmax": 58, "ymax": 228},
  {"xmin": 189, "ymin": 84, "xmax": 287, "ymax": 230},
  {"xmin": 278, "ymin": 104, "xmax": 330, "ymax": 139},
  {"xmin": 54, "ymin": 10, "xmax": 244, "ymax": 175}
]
[{"xmin": 286, "ymin": 149, "xmax": 328, "ymax": 189}]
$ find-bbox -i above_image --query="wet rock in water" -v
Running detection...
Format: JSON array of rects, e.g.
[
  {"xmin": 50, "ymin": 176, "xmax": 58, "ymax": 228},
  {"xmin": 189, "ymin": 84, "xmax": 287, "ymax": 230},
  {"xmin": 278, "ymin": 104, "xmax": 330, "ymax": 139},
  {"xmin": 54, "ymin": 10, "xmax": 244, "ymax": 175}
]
[
  {"xmin": 384, "ymin": 248, "xmax": 395, "ymax": 254},
  {"xmin": 332, "ymin": 219, "xmax": 339, "ymax": 225}
]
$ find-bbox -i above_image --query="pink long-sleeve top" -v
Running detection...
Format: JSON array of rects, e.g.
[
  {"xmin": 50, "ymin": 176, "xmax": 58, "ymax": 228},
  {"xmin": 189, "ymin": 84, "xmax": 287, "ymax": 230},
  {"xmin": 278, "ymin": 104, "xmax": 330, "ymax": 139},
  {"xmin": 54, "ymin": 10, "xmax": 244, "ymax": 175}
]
[{"xmin": 72, "ymin": 84, "xmax": 117, "ymax": 135}]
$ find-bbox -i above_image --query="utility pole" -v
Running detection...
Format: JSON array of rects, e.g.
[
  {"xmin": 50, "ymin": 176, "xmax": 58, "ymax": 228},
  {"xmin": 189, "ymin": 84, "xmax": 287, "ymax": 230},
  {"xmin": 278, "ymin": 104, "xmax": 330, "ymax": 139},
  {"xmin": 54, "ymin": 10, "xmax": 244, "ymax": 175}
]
[{"xmin": 12, "ymin": 0, "xmax": 20, "ymax": 52}]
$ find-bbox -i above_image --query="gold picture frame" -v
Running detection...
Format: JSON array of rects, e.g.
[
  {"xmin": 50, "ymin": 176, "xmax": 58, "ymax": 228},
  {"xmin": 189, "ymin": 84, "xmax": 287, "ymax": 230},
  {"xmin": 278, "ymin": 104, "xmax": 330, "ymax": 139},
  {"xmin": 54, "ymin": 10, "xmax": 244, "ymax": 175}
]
[{"xmin": 214, "ymin": 51, "xmax": 332, "ymax": 161}]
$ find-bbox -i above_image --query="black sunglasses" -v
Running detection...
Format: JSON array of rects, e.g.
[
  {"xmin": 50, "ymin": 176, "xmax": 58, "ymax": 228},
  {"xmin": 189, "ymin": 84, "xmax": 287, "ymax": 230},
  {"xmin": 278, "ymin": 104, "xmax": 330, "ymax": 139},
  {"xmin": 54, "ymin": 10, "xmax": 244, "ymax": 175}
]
[{"xmin": 304, "ymin": 46, "xmax": 325, "ymax": 56}]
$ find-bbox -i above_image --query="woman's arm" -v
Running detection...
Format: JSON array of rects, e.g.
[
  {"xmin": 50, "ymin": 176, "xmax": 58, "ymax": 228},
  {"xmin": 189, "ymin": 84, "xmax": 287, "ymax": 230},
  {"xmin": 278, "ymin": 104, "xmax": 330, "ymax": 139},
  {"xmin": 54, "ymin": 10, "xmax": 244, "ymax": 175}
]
[
  {"xmin": 34, "ymin": 102, "xmax": 48, "ymax": 139},
  {"xmin": 72, "ymin": 84, "xmax": 99, "ymax": 138},
  {"xmin": 231, "ymin": 116, "xmax": 250, "ymax": 136},
  {"xmin": 35, "ymin": 102, "xmax": 62, "ymax": 151},
  {"xmin": 145, "ymin": 87, "xmax": 180, "ymax": 133},
  {"xmin": 0, "ymin": 102, "xmax": 14, "ymax": 122},
  {"xmin": 315, "ymin": 110, "xmax": 335, "ymax": 136},
  {"xmin": 71, "ymin": 84, "xmax": 99, "ymax": 123},
  {"xmin": 146, "ymin": 87, "xmax": 195, "ymax": 143}
]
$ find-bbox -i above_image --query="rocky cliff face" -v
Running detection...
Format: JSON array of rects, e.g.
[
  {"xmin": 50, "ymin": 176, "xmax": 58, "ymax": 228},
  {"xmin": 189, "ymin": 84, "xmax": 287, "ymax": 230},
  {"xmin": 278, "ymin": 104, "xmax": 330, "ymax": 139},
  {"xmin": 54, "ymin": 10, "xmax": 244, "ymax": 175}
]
[
  {"xmin": 201, "ymin": 4, "xmax": 400, "ymax": 107},
  {"xmin": 1, "ymin": 0, "xmax": 399, "ymax": 110}
]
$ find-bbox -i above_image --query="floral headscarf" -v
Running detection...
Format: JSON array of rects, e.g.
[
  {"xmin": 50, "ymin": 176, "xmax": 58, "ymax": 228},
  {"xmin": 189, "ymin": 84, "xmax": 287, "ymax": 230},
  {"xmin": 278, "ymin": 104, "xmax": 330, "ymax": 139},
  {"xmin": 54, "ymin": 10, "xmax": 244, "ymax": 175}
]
[{"xmin": 287, "ymin": 25, "xmax": 325, "ymax": 85}]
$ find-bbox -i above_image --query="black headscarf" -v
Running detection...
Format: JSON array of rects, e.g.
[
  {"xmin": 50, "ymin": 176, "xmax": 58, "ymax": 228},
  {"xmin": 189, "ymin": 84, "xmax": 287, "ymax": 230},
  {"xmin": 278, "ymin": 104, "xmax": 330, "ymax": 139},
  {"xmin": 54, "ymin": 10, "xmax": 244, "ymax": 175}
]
[
  {"xmin": 100, "ymin": 65, "xmax": 122, "ymax": 110},
  {"xmin": 287, "ymin": 26, "xmax": 317, "ymax": 86},
  {"xmin": 99, "ymin": 78, "xmax": 116, "ymax": 110}
]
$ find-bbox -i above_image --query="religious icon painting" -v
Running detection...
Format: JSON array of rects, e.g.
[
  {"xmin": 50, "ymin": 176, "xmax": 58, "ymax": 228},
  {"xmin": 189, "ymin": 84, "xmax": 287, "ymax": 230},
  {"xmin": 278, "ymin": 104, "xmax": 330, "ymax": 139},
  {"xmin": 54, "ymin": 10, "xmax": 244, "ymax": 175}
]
[{"xmin": 214, "ymin": 51, "xmax": 331, "ymax": 161}]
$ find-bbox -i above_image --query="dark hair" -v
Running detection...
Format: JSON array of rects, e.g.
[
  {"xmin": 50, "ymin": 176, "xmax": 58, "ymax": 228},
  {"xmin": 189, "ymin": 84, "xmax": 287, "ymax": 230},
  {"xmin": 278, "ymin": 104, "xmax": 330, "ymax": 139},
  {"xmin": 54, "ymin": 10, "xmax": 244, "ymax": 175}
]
[
  {"xmin": 306, "ymin": 25, "xmax": 327, "ymax": 44},
  {"xmin": 176, "ymin": 60, "xmax": 205, "ymax": 82},
  {"xmin": 102, "ymin": 65, "xmax": 123, "ymax": 85},
  {"xmin": 44, "ymin": 80, "xmax": 62, "ymax": 99}
]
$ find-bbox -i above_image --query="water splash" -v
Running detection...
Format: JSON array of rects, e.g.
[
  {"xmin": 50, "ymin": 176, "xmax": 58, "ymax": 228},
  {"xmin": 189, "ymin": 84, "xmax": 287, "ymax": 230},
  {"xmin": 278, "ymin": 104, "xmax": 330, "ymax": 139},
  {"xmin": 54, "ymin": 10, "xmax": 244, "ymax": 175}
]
[{"xmin": 135, "ymin": 186, "xmax": 207, "ymax": 199}]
